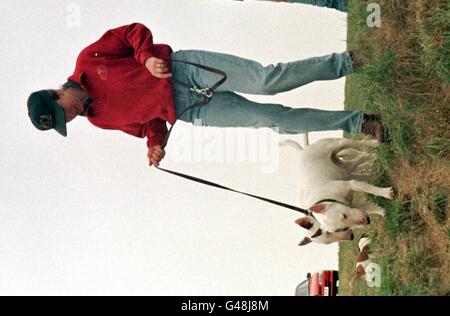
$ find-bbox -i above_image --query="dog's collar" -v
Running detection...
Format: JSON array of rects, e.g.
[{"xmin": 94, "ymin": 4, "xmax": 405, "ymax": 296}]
[
  {"xmin": 307, "ymin": 216, "xmax": 323, "ymax": 239},
  {"xmin": 335, "ymin": 227, "xmax": 351, "ymax": 233},
  {"xmin": 307, "ymin": 198, "xmax": 346, "ymax": 217},
  {"xmin": 311, "ymin": 228, "xmax": 323, "ymax": 238},
  {"xmin": 314, "ymin": 198, "xmax": 346, "ymax": 205},
  {"xmin": 310, "ymin": 225, "xmax": 349, "ymax": 237}
]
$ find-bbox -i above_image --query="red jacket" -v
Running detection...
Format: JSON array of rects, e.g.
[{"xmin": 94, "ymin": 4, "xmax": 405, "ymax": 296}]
[{"xmin": 67, "ymin": 23, "xmax": 176, "ymax": 148}]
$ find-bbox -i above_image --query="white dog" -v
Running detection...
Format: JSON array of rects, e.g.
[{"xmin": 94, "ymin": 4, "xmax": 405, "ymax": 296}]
[{"xmin": 281, "ymin": 136, "xmax": 393, "ymax": 233}]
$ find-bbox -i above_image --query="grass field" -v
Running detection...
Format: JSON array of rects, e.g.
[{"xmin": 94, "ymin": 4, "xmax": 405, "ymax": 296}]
[{"xmin": 339, "ymin": 0, "xmax": 449, "ymax": 295}]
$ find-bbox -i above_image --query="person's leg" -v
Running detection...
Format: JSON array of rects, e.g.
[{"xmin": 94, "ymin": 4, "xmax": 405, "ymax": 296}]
[
  {"xmin": 285, "ymin": 0, "xmax": 348, "ymax": 12},
  {"xmin": 170, "ymin": 50, "xmax": 353, "ymax": 96},
  {"xmin": 174, "ymin": 90, "xmax": 364, "ymax": 135}
]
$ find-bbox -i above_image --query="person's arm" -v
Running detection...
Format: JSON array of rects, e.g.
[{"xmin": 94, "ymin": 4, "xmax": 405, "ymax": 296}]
[
  {"xmin": 118, "ymin": 119, "xmax": 167, "ymax": 167},
  {"xmin": 106, "ymin": 23, "xmax": 172, "ymax": 79},
  {"xmin": 145, "ymin": 118, "xmax": 168, "ymax": 149},
  {"xmin": 145, "ymin": 119, "xmax": 167, "ymax": 167},
  {"xmin": 108, "ymin": 22, "xmax": 155, "ymax": 66}
]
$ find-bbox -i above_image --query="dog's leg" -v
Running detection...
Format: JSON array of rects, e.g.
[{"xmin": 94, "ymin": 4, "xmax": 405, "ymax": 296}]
[
  {"xmin": 337, "ymin": 148, "xmax": 366, "ymax": 159},
  {"xmin": 348, "ymin": 180, "xmax": 394, "ymax": 199},
  {"xmin": 349, "ymin": 173, "xmax": 372, "ymax": 181},
  {"xmin": 332, "ymin": 139, "xmax": 378, "ymax": 171},
  {"xmin": 360, "ymin": 202, "xmax": 386, "ymax": 217},
  {"xmin": 328, "ymin": 179, "xmax": 394, "ymax": 200},
  {"xmin": 336, "ymin": 156, "xmax": 359, "ymax": 170},
  {"xmin": 331, "ymin": 138, "xmax": 379, "ymax": 154},
  {"xmin": 338, "ymin": 154, "xmax": 373, "ymax": 171},
  {"xmin": 353, "ymin": 139, "xmax": 380, "ymax": 148},
  {"xmin": 337, "ymin": 154, "xmax": 376, "ymax": 178},
  {"xmin": 348, "ymin": 152, "xmax": 376, "ymax": 164},
  {"xmin": 351, "ymin": 155, "xmax": 377, "ymax": 174},
  {"xmin": 348, "ymin": 156, "xmax": 377, "ymax": 179},
  {"xmin": 368, "ymin": 206, "xmax": 385, "ymax": 217}
]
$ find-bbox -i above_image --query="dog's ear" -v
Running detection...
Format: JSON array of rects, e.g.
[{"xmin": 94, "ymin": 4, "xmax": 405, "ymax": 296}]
[
  {"xmin": 356, "ymin": 264, "xmax": 366, "ymax": 278},
  {"xmin": 299, "ymin": 237, "xmax": 312, "ymax": 246},
  {"xmin": 295, "ymin": 217, "xmax": 313, "ymax": 230},
  {"xmin": 357, "ymin": 246, "xmax": 371, "ymax": 262},
  {"xmin": 309, "ymin": 203, "xmax": 327, "ymax": 214}
]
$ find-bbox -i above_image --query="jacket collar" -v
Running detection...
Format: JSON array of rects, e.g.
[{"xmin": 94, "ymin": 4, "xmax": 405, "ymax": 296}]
[
  {"xmin": 71, "ymin": 71, "xmax": 87, "ymax": 86},
  {"xmin": 64, "ymin": 72, "xmax": 94, "ymax": 116}
]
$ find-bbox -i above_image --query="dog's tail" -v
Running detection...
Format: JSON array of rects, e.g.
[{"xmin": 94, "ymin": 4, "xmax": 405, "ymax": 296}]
[
  {"xmin": 279, "ymin": 133, "xmax": 309, "ymax": 152},
  {"xmin": 279, "ymin": 140, "xmax": 304, "ymax": 152}
]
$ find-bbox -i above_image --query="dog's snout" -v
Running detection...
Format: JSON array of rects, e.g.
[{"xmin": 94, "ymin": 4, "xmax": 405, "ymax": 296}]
[{"xmin": 367, "ymin": 217, "xmax": 371, "ymax": 225}]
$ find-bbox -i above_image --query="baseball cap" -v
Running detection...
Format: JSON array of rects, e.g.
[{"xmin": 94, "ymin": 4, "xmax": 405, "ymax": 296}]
[{"xmin": 27, "ymin": 90, "xmax": 67, "ymax": 137}]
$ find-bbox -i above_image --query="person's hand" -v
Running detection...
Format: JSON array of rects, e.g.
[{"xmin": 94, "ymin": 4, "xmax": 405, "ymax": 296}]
[
  {"xmin": 144, "ymin": 57, "xmax": 172, "ymax": 79},
  {"xmin": 148, "ymin": 145, "xmax": 166, "ymax": 167}
]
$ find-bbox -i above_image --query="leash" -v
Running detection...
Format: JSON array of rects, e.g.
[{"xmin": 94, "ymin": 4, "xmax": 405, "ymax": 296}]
[
  {"xmin": 159, "ymin": 59, "xmax": 227, "ymax": 149},
  {"xmin": 155, "ymin": 59, "xmax": 310, "ymax": 216}
]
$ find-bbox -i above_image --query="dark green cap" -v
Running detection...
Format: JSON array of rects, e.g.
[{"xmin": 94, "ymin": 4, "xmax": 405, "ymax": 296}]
[{"xmin": 27, "ymin": 90, "xmax": 67, "ymax": 137}]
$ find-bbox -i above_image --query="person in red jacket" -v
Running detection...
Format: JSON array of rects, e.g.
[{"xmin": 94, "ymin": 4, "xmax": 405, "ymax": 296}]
[
  {"xmin": 27, "ymin": 23, "xmax": 384, "ymax": 167},
  {"xmin": 235, "ymin": 0, "xmax": 348, "ymax": 12}
]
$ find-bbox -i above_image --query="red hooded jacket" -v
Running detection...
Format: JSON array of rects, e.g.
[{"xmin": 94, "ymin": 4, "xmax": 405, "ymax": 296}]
[{"xmin": 67, "ymin": 23, "xmax": 176, "ymax": 148}]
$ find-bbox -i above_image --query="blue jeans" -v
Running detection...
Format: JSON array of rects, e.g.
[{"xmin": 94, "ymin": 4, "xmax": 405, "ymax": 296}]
[
  {"xmin": 286, "ymin": 0, "xmax": 348, "ymax": 12},
  {"xmin": 171, "ymin": 50, "xmax": 363, "ymax": 135}
]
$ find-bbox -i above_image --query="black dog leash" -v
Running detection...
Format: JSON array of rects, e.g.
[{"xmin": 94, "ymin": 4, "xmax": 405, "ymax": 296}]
[
  {"xmin": 155, "ymin": 59, "xmax": 310, "ymax": 216},
  {"xmin": 160, "ymin": 59, "xmax": 227, "ymax": 149},
  {"xmin": 157, "ymin": 165, "xmax": 311, "ymax": 215}
]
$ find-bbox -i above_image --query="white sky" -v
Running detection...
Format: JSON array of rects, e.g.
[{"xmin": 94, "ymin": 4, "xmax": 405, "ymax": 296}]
[{"xmin": 0, "ymin": 0, "xmax": 348, "ymax": 295}]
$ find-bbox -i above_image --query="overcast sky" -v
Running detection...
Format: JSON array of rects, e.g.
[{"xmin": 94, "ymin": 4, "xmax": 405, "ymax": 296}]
[{"xmin": 0, "ymin": 0, "xmax": 348, "ymax": 295}]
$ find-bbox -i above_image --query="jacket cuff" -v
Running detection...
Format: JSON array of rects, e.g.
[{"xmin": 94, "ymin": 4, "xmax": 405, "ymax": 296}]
[
  {"xmin": 140, "ymin": 51, "xmax": 154, "ymax": 67},
  {"xmin": 147, "ymin": 134, "xmax": 166, "ymax": 148}
]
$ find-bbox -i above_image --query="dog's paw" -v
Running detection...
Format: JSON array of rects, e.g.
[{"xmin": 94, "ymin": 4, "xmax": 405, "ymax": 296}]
[
  {"xmin": 369, "ymin": 153, "xmax": 378, "ymax": 161},
  {"xmin": 383, "ymin": 187, "xmax": 394, "ymax": 200},
  {"xmin": 371, "ymin": 206, "xmax": 385, "ymax": 217},
  {"xmin": 365, "ymin": 140, "xmax": 380, "ymax": 148}
]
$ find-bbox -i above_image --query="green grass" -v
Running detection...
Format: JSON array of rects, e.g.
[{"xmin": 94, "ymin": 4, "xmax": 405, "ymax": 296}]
[
  {"xmin": 431, "ymin": 185, "xmax": 448, "ymax": 225},
  {"xmin": 339, "ymin": 0, "xmax": 450, "ymax": 296}
]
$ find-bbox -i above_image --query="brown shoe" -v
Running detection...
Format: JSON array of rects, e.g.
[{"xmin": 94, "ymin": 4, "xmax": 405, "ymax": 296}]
[
  {"xmin": 362, "ymin": 114, "xmax": 385, "ymax": 143},
  {"xmin": 349, "ymin": 50, "xmax": 365, "ymax": 72}
]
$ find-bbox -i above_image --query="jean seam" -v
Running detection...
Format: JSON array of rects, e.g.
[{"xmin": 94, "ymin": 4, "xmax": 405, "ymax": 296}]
[
  {"xmin": 355, "ymin": 111, "xmax": 364, "ymax": 134},
  {"xmin": 343, "ymin": 51, "xmax": 354, "ymax": 74}
]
